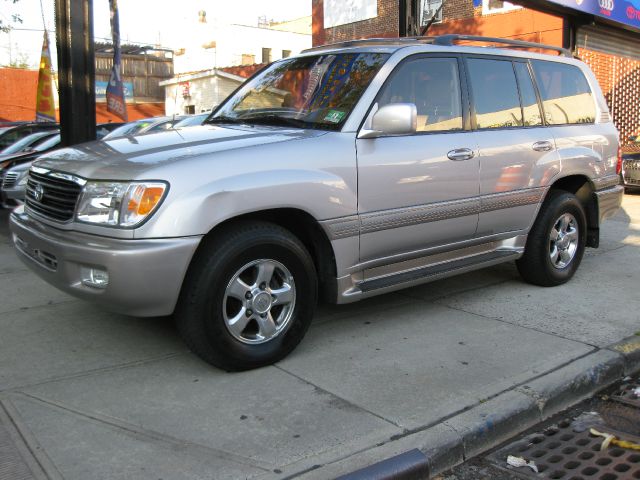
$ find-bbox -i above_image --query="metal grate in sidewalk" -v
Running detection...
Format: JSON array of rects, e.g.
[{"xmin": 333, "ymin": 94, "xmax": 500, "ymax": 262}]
[
  {"xmin": 612, "ymin": 379, "xmax": 640, "ymax": 409},
  {"xmin": 0, "ymin": 416, "xmax": 36, "ymax": 480},
  {"xmin": 488, "ymin": 418, "xmax": 640, "ymax": 479}
]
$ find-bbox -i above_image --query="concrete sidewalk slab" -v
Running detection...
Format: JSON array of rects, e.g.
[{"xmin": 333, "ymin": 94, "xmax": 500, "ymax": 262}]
[
  {"xmin": 279, "ymin": 302, "xmax": 593, "ymax": 430},
  {"xmin": 429, "ymin": 244, "xmax": 640, "ymax": 348},
  {"xmin": 13, "ymin": 355, "xmax": 399, "ymax": 476},
  {"xmin": 0, "ymin": 271, "xmax": 73, "ymax": 316},
  {"xmin": 0, "ymin": 302, "xmax": 183, "ymax": 390}
]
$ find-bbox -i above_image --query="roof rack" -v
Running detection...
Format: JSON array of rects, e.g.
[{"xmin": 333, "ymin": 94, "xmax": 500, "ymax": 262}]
[
  {"xmin": 303, "ymin": 34, "xmax": 572, "ymax": 58},
  {"xmin": 433, "ymin": 34, "xmax": 573, "ymax": 57},
  {"xmin": 301, "ymin": 37, "xmax": 441, "ymax": 53}
]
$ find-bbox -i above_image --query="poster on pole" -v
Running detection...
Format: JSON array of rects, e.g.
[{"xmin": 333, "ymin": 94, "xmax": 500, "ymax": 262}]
[
  {"xmin": 35, "ymin": 30, "xmax": 56, "ymax": 123},
  {"xmin": 106, "ymin": 0, "xmax": 128, "ymax": 121}
]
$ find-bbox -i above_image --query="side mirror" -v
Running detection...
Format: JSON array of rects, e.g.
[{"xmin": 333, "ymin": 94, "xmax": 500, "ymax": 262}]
[{"xmin": 358, "ymin": 103, "xmax": 417, "ymax": 139}]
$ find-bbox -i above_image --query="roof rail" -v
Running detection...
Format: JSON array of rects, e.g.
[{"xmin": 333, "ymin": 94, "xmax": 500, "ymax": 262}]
[
  {"xmin": 302, "ymin": 35, "xmax": 573, "ymax": 58},
  {"xmin": 433, "ymin": 34, "xmax": 573, "ymax": 57},
  {"xmin": 301, "ymin": 37, "xmax": 437, "ymax": 53}
]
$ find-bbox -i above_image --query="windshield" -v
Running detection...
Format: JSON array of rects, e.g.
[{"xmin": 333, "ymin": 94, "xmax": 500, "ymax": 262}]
[
  {"xmin": 209, "ymin": 52, "xmax": 389, "ymax": 131},
  {"xmin": 0, "ymin": 131, "xmax": 53, "ymax": 154},
  {"xmin": 34, "ymin": 134, "xmax": 60, "ymax": 151},
  {"xmin": 175, "ymin": 113, "xmax": 209, "ymax": 128},
  {"xmin": 103, "ymin": 121, "xmax": 152, "ymax": 139}
]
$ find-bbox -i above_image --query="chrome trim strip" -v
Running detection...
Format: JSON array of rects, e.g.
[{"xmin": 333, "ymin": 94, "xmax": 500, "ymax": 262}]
[
  {"xmin": 479, "ymin": 187, "xmax": 546, "ymax": 213},
  {"xmin": 47, "ymin": 171, "xmax": 88, "ymax": 186},
  {"xmin": 322, "ymin": 188, "xmax": 546, "ymax": 239},
  {"xmin": 320, "ymin": 215, "xmax": 360, "ymax": 240},
  {"xmin": 360, "ymin": 197, "xmax": 480, "ymax": 234},
  {"xmin": 593, "ymin": 175, "xmax": 620, "ymax": 191}
]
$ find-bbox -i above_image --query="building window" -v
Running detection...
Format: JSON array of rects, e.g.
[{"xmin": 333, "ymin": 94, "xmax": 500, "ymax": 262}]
[
  {"xmin": 262, "ymin": 48, "xmax": 272, "ymax": 64},
  {"xmin": 185, "ymin": 105, "xmax": 195, "ymax": 115},
  {"xmin": 242, "ymin": 54, "xmax": 255, "ymax": 65},
  {"xmin": 420, "ymin": 0, "xmax": 443, "ymax": 25},
  {"xmin": 282, "ymin": 50, "xmax": 292, "ymax": 58},
  {"xmin": 482, "ymin": 0, "xmax": 521, "ymax": 14}
]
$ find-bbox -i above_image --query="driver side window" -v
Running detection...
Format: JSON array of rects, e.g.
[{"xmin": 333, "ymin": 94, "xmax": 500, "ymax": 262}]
[{"xmin": 378, "ymin": 57, "xmax": 463, "ymax": 132}]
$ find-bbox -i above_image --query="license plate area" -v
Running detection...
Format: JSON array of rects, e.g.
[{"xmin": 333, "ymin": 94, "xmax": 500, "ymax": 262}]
[{"xmin": 14, "ymin": 235, "xmax": 58, "ymax": 271}]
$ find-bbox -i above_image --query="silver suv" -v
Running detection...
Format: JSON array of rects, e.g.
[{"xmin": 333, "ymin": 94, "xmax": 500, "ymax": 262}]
[{"xmin": 10, "ymin": 35, "xmax": 623, "ymax": 371}]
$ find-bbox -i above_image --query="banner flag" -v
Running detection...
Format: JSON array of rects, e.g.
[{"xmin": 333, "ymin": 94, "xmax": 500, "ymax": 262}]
[
  {"xmin": 35, "ymin": 30, "xmax": 56, "ymax": 123},
  {"xmin": 106, "ymin": 0, "xmax": 128, "ymax": 121}
]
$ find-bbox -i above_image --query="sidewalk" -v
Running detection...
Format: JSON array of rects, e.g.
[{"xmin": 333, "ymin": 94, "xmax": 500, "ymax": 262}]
[{"xmin": 1, "ymin": 195, "xmax": 639, "ymax": 480}]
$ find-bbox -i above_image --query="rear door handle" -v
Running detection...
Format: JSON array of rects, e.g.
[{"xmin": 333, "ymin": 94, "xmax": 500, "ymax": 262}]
[
  {"xmin": 447, "ymin": 148, "xmax": 475, "ymax": 161},
  {"xmin": 532, "ymin": 141, "xmax": 554, "ymax": 152}
]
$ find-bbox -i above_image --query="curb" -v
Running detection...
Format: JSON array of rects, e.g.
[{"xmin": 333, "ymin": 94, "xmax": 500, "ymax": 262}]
[{"xmin": 297, "ymin": 336, "xmax": 640, "ymax": 479}]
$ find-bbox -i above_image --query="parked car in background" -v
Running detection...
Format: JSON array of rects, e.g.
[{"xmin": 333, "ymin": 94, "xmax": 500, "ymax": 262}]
[
  {"xmin": 0, "ymin": 131, "xmax": 59, "ymax": 159},
  {"xmin": 0, "ymin": 122, "xmax": 59, "ymax": 150},
  {"xmin": 96, "ymin": 122, "xmax": 125, "ymax": 138},
  {"xmin": 173, "ymin": 113, "xmax": 210, "ymax": 128},
  {"xmin": 620, "ymin": 135, "xmax": 640, "ymax": 192},
  {"xmin": 102, "ymin": 116, "xmax": 185, "ymax": 140},
  {"xmin": 9, "ymin": 36, "xmax": 623, "ymax": 371},
  {"xmin": 1, "ymin": 126, "xmax": 118, "ymax": 207}
]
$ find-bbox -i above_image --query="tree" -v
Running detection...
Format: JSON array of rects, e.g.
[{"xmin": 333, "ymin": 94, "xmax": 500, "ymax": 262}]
[{"xmin": 0, "ymin": 0, "xmax": 22, "ymax": 33}]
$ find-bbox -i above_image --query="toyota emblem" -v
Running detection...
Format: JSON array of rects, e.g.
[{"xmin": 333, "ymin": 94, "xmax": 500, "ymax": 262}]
[{"xmin": 33, "ymin": 183, "xmax": 45, "ymax": 202}]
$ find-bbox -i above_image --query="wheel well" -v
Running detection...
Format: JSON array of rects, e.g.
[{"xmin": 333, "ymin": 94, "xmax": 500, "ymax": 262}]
[
  {"xmin": 549, "ymin": 175, "xmax": 599, "ymax": 247},
  {"xmin": 204, "ymin": 209, "xmax": 338, "ymax": 302}
]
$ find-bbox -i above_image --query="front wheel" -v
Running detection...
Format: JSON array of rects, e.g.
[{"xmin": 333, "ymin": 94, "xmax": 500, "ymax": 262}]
[
  {"xmin": 516, "ymin": 191, "xmax": 587, "ymax": 287},
  {"xmin": 176, "ymin": 221, "xmax": 317, "ymax": 371}
]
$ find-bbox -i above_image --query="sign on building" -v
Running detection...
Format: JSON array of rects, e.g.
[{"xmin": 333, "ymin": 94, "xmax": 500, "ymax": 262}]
[{"xmin": 324, "ymin": 0, "xmax": 377, "ymax": 28}]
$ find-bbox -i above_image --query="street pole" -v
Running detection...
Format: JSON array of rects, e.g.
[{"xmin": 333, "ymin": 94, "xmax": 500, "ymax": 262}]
[{"xmin": 54, "ymin": 0, "xmax": 97, "ymax": 146}]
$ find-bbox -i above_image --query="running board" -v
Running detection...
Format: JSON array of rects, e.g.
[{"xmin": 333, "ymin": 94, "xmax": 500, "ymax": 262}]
[{"xmin": 358, "ymin": 250, "xmax": 519, "ymax": 293}]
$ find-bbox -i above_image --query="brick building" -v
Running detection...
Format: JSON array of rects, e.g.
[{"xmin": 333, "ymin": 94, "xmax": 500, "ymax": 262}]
[{"xmin": 312, "ymin": 0, "xmax": 640, "ymax": 143}]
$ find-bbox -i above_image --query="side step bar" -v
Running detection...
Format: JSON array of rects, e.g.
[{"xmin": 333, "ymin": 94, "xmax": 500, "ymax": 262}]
[{"xmin": 359, "ymin": 250, "xmax": 519, "ymax": 293}]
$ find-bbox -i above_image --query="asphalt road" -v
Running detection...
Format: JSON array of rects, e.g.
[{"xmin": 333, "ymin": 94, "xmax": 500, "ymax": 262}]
[{"xmin": 0, "ymin": 193, "xmax": 639, "ymax": 480}]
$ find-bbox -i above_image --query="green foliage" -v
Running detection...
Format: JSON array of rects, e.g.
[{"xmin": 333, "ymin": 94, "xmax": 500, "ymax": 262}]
[{"xmin": 0, "ymin": 0, "xmax": 23, "ymax": 33}]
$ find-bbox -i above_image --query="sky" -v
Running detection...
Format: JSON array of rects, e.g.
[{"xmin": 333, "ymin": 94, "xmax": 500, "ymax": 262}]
[{"xmin": 0, "ymin": 0, "xmax": 311, "ymax": 68}]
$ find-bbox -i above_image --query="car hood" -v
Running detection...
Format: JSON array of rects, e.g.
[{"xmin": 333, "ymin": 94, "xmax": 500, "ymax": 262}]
[{"xmin": 33, "ymin": 124, "xmax": 327, "ymax": 180}]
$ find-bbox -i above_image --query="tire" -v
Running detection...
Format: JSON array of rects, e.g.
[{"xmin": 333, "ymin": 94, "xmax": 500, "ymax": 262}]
[
  {"xmin": 176, "ymin": 221, "xmax": 317, "ymax": 371},
  {"xmin": 516, "ymin": 190, "xmax": 587, "ymax": 287}
]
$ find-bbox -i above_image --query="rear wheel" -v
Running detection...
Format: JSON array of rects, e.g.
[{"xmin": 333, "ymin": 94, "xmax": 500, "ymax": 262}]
[
  {"xmin": 176, "ymin": 221, "xmax": 317, "ymax": 371},
  {"xmin": 516, "ymin": 191, "xmax": 586, "ymax": 287}
]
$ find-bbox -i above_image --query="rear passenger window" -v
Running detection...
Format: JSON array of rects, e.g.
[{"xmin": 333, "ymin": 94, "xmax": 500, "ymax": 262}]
[
  {"xmin": 377, "ymin": 57, "xmax": 463, "ymax": 132},
  {"xmin": 467, "ymin": 58, "xmax": 522, "ymax": 129},
  {"xmin": 531, "ymin": 60, "xmax": 595, "ymax": 125},
  {"xmin": 514, "ymin": 62, "xmax": 542, "ymax": 127}
]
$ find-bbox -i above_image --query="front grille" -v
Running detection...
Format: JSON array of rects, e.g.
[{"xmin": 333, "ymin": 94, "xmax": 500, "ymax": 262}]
[
  {"xmin": 2, "ymin": 172, "xmax": 18, "ymax": 189},
  {"xmin": 25, "ymin": 170, "xmax": 83, "ymax": 222}
]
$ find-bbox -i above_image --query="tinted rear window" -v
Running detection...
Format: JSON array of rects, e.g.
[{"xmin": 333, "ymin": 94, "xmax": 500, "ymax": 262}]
[
  {"xmin": 531, "ymin": 61, "xmax": 595, "ymax": 125},
  {"xmin": 467, "ymin": 58, "xmax": 522, "ymax": 129}
]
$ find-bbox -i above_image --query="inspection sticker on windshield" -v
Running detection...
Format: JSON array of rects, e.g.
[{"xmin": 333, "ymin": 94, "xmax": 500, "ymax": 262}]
[{"xmin": 324, "ymin": 110, "xmax": 346, "ymax": 123}]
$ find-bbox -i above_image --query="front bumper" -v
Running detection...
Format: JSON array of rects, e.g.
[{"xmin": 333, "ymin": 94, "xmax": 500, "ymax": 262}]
[
  {"xmin": 10, "ymin": 209, "xmax": 202, "ymax": 317},
  {"xmin": 621, "ymin": 157, "xmax": 640, "ymax": 188}
]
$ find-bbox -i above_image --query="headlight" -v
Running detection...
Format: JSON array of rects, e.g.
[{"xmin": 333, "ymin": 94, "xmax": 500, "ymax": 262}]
[
  {"xmin": 17, "ymin": 171, "xmax": 30, "ymax": 186},
  {"xmin": 76, "ymin": 181, "xmax": 167, "ymax": 227}
]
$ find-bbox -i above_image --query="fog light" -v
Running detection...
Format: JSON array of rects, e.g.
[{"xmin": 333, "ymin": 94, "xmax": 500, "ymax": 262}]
[{"xmin": 80, "ymin": 267, "xmax": 109, "ymax": 288}]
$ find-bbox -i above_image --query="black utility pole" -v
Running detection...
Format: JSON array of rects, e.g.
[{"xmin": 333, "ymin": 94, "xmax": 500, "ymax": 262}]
[{"xmin": 54, "ymin": 0, "xmax": 96, "ymax": 146}]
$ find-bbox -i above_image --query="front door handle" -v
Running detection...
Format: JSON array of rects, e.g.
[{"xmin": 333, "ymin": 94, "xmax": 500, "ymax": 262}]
[
  {"xmin": 532, "ymin": 141, "xmax": 554, "ymax": 152},
  {"xmin": 447, "ymin": 148, "xmax": 475, "ymax": 161}
]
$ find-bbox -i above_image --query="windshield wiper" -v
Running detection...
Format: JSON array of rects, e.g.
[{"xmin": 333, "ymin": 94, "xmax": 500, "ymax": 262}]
[
  {"xmin": 205, "ymin": 116, "xmax": 244, "ymax": 125},
  {"xmin": 240, "ymin": 114, "xmax": 309, "ymax": 129}
]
